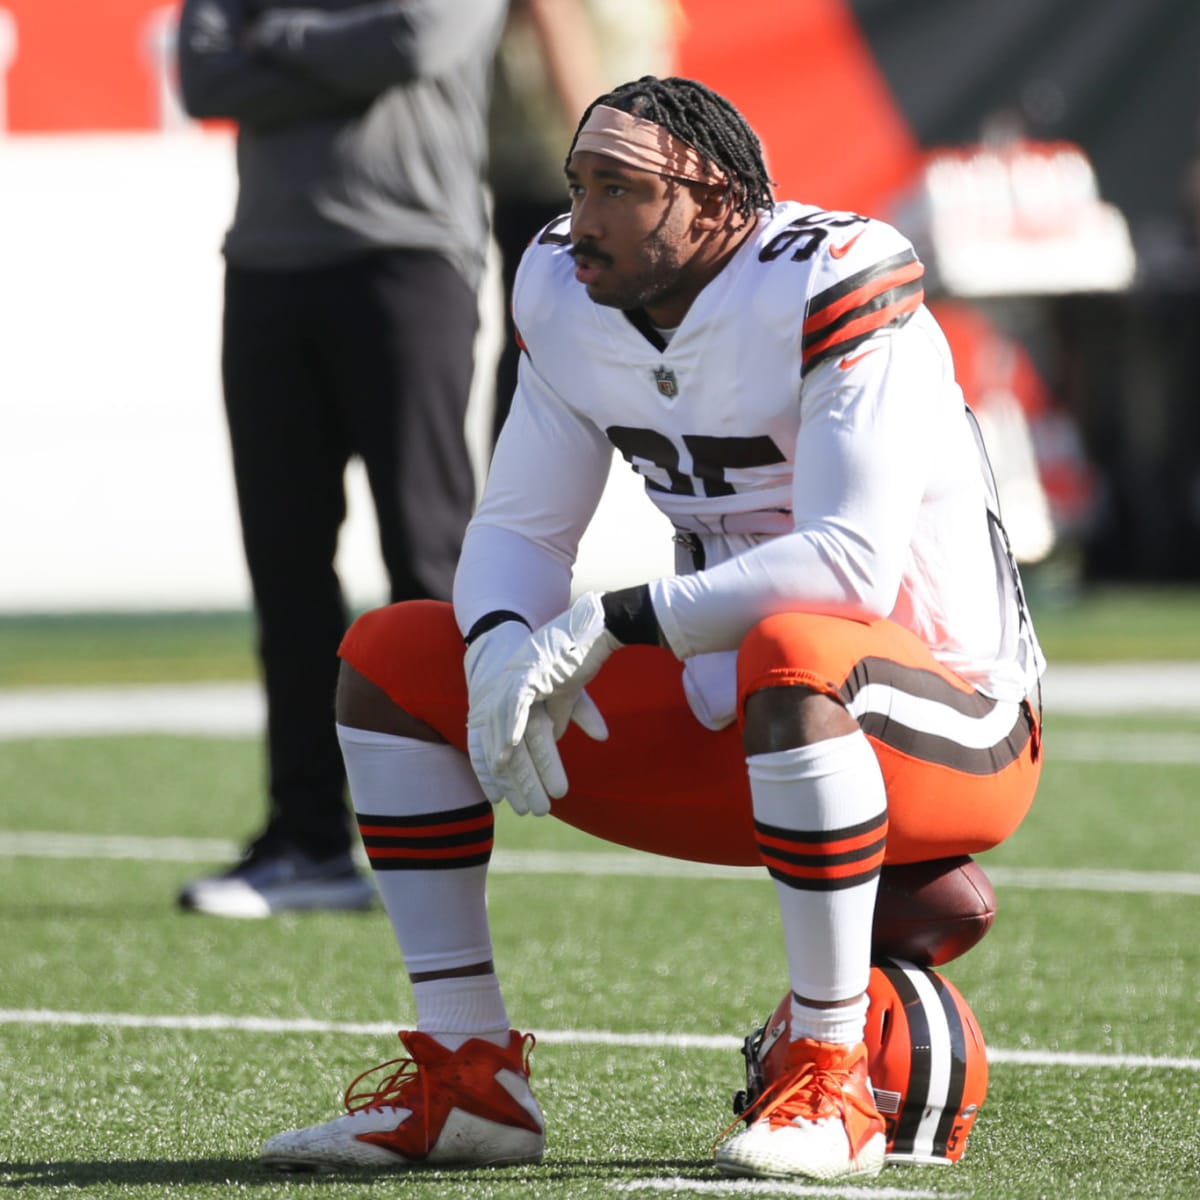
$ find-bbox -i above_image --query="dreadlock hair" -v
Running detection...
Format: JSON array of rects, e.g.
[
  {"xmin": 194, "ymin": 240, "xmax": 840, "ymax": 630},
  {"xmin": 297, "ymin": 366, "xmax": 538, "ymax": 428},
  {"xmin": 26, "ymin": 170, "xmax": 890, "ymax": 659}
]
[{"xmin": 566, "ymin": 76, "xmax": 775, "ymax": 222}]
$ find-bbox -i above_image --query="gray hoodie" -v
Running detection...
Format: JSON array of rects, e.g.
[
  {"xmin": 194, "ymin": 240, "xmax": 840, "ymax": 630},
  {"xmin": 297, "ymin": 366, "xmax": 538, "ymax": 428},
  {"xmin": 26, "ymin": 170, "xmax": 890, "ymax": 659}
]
[{"xmin": 177, "ymin": 0, "xmax": 507, "ymax": 286}]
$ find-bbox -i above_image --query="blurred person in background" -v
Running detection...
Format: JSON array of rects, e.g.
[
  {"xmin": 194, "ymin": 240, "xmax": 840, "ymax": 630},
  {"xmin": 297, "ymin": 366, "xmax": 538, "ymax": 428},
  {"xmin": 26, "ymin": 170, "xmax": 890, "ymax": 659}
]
[
  {"xmin": 488, "ymin": 0, "xmax": 677, "ymax": 439},
  {"xmin": 173, "ymin": 0, "xmax": 507, "ymax": 917}
]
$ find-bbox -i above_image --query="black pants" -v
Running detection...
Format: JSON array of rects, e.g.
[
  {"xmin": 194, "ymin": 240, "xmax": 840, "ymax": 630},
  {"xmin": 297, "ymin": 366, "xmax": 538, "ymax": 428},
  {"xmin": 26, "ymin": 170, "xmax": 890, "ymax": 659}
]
[{"xmin": 222, "ymin": 250, "xmax": 478, "ymax": 856}]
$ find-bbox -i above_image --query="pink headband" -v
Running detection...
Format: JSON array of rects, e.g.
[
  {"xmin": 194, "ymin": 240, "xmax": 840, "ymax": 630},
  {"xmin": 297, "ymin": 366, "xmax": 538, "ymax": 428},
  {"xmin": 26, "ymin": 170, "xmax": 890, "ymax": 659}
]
[{"xmin": 574, "ymin": 105, "xmax": 726, "ymax": 185}]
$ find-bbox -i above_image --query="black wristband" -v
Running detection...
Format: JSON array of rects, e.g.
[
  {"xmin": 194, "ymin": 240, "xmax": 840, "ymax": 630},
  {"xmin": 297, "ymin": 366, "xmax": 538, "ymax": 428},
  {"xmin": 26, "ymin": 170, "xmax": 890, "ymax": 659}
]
[
  {"xmin": 463, "ymin": 610, "xmax": 530, "ymax": 647},
  {"xmin": 601, "ymin": 584, "xmax": 661, "ymax": 646}
]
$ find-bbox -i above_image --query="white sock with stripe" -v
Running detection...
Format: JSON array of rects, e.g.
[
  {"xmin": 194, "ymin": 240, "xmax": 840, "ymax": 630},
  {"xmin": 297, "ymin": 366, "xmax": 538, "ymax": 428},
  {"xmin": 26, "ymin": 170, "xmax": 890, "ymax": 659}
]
[
  {"xmin": 748, "ymin": 731, "xmax": 886, "ymax": 1046},
  {"xmin": 337, "ymin": 725, "xmax": 508, "ymax": 1044}
]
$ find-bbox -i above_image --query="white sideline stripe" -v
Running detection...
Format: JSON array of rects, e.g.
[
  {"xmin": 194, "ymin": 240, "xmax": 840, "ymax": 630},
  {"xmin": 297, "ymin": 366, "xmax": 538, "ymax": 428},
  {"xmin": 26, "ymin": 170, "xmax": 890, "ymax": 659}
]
[
  {"xmin": 1, "ymin": 665, "xmax": 1200, "ymax": 742},
  {"xmin": 0, "ymin": 831, "xmax": 244, "ymax": 862},
  {"xmin": 0, "ymin": 682, "xmax": 264, "ymax": 739},
  {"xmin": 1, "ymin": 831, "xmax": 1199, "ymax": 896},
  {"xmin": 983, "ymin": 865, "xmax": 1200, "ymax": 895},
  {"xmin": 2, "ymin": 713, "xmax": 1199, "ymax": 764},
  {"xmin": 615, "ymin": 1181, "xmax": 962, "ymax": 1199},
  {"xmin": 1, "ymin": 1008, "xmax": 1197, "ymax": 1072},
  {"xmin": 1051, "ymin": 731, "xmax": 1200, "ymax": 765}
]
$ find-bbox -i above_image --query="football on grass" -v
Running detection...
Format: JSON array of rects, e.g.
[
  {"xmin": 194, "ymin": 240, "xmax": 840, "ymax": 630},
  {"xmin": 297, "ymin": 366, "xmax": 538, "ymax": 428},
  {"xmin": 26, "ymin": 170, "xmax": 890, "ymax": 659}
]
[{"xmin": 871, "ymin": 855, "xmax": 996, "ymax": 967}]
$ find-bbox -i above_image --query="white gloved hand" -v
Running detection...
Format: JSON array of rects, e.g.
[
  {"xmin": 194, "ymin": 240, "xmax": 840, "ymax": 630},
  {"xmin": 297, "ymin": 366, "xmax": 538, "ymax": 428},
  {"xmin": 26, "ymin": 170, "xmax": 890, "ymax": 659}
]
[
  {"xmin": 464, "ymin": 619, "xmax": 546, "ymax": 814},
  {"xmin": 467, "ymin": 593, "xmax": 620, "ymax": 816}
]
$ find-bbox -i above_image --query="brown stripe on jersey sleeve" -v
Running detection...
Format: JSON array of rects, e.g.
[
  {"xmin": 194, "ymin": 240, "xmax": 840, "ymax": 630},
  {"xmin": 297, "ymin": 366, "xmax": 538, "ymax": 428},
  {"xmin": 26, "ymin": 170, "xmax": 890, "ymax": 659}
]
[{"xmin": 802, "ymin": 250, "xmax": 925, "ymax": 373}]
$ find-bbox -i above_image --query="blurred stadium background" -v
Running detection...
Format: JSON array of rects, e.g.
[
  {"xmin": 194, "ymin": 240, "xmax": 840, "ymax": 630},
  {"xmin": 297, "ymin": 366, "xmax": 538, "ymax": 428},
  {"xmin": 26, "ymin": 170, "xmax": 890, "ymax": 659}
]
[{"xmin": 1, "ymin": 0, "xmax": 1199, "ymax": 615}]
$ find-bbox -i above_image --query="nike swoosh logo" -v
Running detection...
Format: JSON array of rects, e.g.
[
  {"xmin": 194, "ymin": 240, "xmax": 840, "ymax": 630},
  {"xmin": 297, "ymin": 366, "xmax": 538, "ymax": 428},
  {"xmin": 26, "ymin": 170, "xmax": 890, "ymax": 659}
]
[
  {"xmin": 830, "ymin": 230, "xmax": 865, "ymax": 259},
  {"xmin": 838, "ymin": 347, "xmax": 881, "ymax": 369}
]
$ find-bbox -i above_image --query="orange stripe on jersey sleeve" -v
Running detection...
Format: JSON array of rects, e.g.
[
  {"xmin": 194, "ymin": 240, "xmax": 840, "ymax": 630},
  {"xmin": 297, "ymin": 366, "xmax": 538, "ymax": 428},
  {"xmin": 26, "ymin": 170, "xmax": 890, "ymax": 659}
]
[
  {"xmin": 802, "ymin": 250, "xmax": 925, "ymax": 373},
  {"xmin": 804, "ymin": 290, "xmax": 924, "ymax": 363},
  {"xmin": 805, "ymin": 253, "xmax": 924, "ymax": 335}
]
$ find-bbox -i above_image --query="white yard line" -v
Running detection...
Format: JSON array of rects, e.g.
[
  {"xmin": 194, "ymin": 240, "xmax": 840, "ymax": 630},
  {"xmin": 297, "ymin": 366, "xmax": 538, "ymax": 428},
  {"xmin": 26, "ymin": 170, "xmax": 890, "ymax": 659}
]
[
  {"xmin": 613, "ymin": 1180, "xmax": 964, "ymax": 1198},
  {"xmin": 0, "ymin": 831, "xmax": 243, "ymax": 862},
  {"xmin": 4, "ymin": 696, "xmax": 1200, "ymax": 765},
  {"xmin": 0, "ymin": 682, "xmax": 263, "ymax": 739},
  {"xmin": 1, "ymin": 663, "xmax": 1200, "ymax": 742},
  {"xmin": 0, "ymin": 1007, "xmax": 1196, "ymax": 1072},
  {"xmin": 0, "ymin": 830, "xmax": 1198, "ymax": 895},
  {"xmin": 1048, "ymin": 731, "xmax": 1200, "ymax": 765}
]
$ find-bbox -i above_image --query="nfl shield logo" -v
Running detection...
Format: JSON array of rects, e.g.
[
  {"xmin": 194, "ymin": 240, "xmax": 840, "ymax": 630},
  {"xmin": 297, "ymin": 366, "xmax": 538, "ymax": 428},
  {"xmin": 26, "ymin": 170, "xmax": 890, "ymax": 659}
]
[{"xmin": 653, "ymin": 366, "xmax": 678, "ymax": 397}]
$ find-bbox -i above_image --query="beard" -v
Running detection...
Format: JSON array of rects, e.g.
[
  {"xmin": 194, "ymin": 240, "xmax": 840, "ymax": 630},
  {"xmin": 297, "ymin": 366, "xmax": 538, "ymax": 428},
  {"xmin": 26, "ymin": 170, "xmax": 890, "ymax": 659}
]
[{"xmin": 576, "ymin": 227, "xmax": 691, "ymax": 315}]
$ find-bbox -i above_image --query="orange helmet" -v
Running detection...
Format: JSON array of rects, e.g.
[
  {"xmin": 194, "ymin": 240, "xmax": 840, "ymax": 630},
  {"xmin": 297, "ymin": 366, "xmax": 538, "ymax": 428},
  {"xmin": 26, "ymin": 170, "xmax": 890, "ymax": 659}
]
[
  {"xmin": 732, "ymin": 959, "xmax": 988, "ymax": 1166},
  {"xmin": 865, "ymin": 958, "xmax": 988, "ymax": 1164}
]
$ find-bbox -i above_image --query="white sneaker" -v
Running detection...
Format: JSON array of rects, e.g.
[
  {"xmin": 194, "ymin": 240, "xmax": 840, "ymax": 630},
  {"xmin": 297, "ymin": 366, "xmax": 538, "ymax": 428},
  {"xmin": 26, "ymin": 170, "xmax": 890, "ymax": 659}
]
[
  {"xmin": 716, "ymin": 1037, "xmax": 886, "ymax": 1181},
  {"xmin": 260, "ymin": 1031, "xmax": 545, "ymax": 1172}
]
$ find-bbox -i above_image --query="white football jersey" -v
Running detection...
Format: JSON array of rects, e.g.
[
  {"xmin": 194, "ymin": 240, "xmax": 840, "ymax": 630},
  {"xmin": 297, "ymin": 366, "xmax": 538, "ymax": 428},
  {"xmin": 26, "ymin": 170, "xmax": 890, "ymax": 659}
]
[{"xmin": 456, "ymin": 201, "xmax": 1044, "ymax": 714}]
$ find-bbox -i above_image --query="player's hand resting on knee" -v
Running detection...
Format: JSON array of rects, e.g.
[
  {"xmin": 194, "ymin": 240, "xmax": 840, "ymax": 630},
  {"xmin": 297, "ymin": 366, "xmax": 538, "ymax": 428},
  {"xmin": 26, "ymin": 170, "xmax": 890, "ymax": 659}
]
[{"xmin": 464, "ymin": 593, "xmax": 618, "ymax": 815}]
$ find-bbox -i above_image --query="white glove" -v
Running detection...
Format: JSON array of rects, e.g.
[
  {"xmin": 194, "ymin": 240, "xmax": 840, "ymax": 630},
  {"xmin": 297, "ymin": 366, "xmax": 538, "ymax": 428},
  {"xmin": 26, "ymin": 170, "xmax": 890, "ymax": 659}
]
[
  {"xmin": 467, "ymin": 593, "xmax": 619, "ymax": 815},
  {"xmin": 464, "ymin": 620, "xmax": 548, "ymax": 815}
]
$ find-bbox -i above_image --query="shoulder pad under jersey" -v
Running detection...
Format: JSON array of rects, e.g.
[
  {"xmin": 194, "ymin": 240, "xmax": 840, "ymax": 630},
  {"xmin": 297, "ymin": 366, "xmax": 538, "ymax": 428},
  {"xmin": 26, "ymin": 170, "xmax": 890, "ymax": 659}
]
[
  {"xmin": 511, "ymin": 213, "xmax": 576, "ymax": 356},
  {"xmin": 753, "ymin": 203, "xmax": 926, "ymax": 374}
]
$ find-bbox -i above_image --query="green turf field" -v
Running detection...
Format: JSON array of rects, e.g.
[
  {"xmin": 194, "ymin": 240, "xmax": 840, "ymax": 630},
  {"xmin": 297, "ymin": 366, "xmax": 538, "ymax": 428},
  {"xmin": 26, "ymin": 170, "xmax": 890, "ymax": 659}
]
[
  {"xmin": 0, "ymin": 583, "xmax": 1199, "ymax": 685},
  {"xmin": 1, "ymin": 590, "xmax": 1198, "ymax": 1197}
]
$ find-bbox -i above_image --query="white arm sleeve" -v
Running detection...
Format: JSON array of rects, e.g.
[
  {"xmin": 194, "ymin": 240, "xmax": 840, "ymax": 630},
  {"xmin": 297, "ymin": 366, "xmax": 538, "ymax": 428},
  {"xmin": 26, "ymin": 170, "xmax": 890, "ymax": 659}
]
[
  {"xmin": 453, "ymin": 351, "xmax": 613, "ymax": 634},
  {"xmin": 453, "ymin": 525, "xmax": 573, "ymax": 636},
  {"xmin": 650, "ymin": 326, "xmax": 941, "ymax": 658}
]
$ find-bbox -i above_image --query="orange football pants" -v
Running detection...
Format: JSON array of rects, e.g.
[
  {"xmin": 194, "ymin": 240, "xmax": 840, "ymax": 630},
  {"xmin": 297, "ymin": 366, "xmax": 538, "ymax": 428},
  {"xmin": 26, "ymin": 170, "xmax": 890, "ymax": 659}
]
[{"xmin": 339, "ymin": 600, "xmax": 1041, "ymax": 867}]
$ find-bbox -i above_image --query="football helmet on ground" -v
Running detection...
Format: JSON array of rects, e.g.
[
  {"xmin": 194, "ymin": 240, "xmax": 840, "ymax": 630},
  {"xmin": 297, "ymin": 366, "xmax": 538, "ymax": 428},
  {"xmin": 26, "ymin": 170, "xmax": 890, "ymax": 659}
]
[{"xmin": 732, "ymin": 959, "xmax": 988, "ymax": 1166}]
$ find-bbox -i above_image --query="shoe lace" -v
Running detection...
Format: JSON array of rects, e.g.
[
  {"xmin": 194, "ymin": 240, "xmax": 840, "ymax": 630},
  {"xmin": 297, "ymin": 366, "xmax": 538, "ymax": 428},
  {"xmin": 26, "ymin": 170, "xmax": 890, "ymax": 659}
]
[
  {"xmin": 344, "ymin": 1054, "xmax": 424, "ymax": 1116},
  {"xmin": 758, "ymin": 1059, "xmax": 864, "ymax": 1128},
  {"xmin": 714, "ymin": 1049, "xmax": 879, "ymax": 1159},
  {"xmin": 341, "ymin": 1033, "xmax": 537, "ymax": 1120}
]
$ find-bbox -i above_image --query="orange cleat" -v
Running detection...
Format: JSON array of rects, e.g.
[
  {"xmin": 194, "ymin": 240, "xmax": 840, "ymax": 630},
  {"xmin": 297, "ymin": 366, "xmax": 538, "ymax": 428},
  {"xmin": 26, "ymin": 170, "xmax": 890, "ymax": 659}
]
[
  {"xmin": 260, "ymin": 1030, "xmax": 544, "ymax": 1172},
  {"xmin": 716, "ymin": 1037, "xmax": 886, "ymax": 1181}
]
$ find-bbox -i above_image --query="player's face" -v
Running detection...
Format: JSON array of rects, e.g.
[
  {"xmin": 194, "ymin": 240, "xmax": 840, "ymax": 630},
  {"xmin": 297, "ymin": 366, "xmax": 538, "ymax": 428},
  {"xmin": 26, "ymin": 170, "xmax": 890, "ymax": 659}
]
[{"xmin": 566, "ymin": 150, "xmax": 708, "ymax": 327}]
